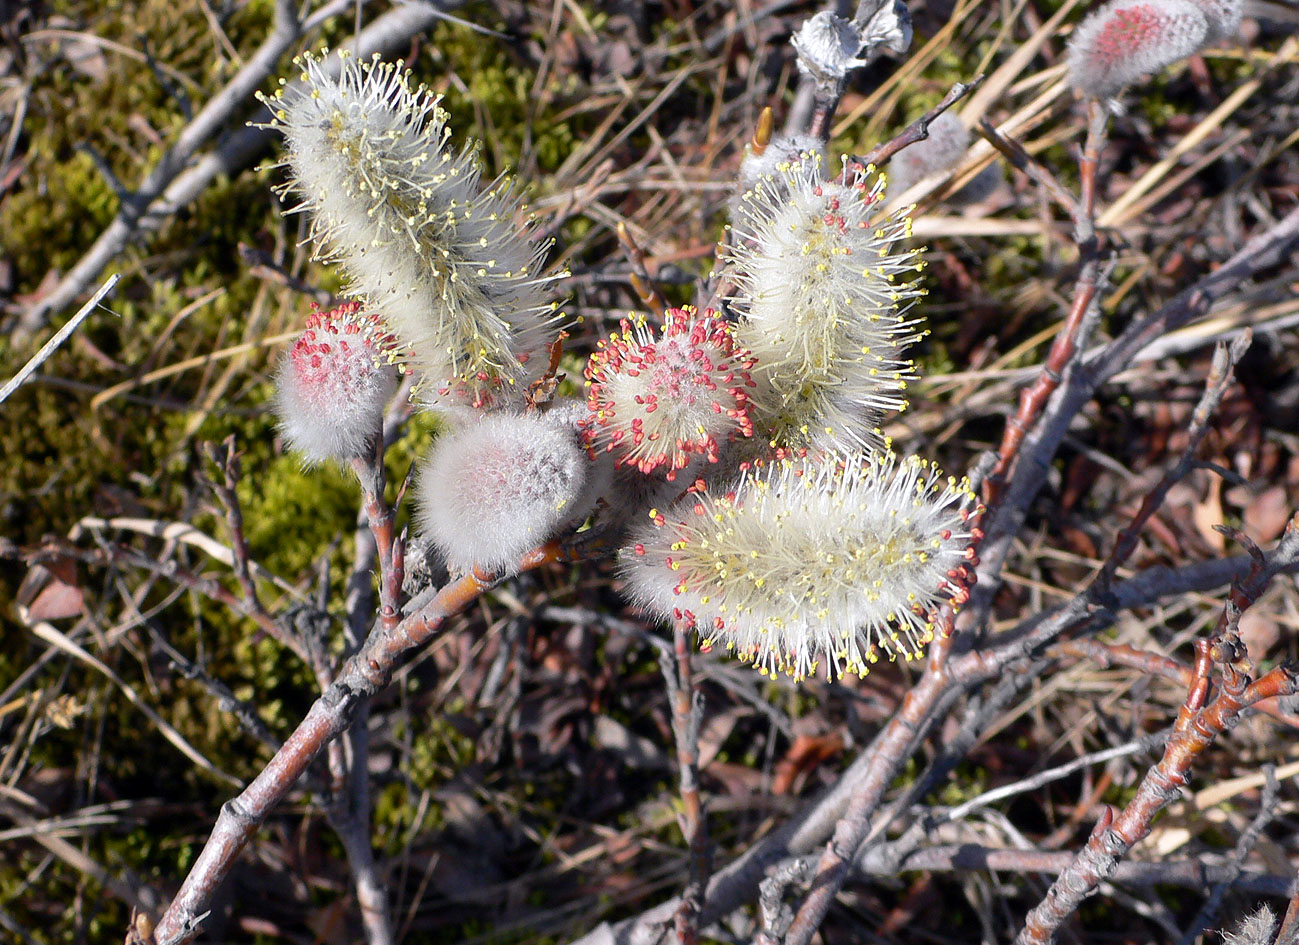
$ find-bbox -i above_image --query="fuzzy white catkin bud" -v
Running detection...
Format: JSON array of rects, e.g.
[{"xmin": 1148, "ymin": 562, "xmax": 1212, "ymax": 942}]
[
  {"xmin": 887, "ymin": 112, "xmax": 971, "ymax": 194},
  {"xmin": 263, "ymin": 50, "xmax": 561, "ymax": 408},
  {"xmin": 273, "ymin": 302, "xmax": 396, "ymax": 464},
  {"xmin": 1066, "ymin": 0, "xmax": 1211, "ymax": 101},
  {"xmin": 729, "ymin": 155, "xmax": 925, "ymax": 452},
  {"xmin": 621, "ymin": 451, "xmax": 980, "ymax": 681},
  {"xmin": 416, "ymin": 412, "xmax": 591, "ymax": 574}
]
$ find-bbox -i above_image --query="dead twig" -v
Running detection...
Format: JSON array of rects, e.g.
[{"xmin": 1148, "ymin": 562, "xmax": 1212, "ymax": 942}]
[{"xmin": 855, "ymin": 75, "xmax": 984, "ymax": 172}]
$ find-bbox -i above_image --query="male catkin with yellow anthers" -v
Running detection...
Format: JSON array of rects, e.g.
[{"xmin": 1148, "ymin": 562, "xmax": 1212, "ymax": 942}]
[
  {"xmin": 621, "ymin": 451, "xmax": 980, "ymax": 681},
  {"xmin": 261, "ymin": 50, "xmax": 562, "ymax": 409},
  {"xmin": 729, "ymin": 155, "xmax": 925, "ymax": 453}
]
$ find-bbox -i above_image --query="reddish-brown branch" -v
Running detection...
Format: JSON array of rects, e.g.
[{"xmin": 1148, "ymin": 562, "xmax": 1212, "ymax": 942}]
[
  {"xmin": 983, "ymin": 272, "xmax": 1100, "ymax": 509},
  {"xmin": 1016, "ymin": 639, "xmax": 1299, "ymax": 945},
  {"xmin": 1079, "ymin": 100, "xmax": 1107, "ymax": 224},
  {"xmin": 617, "ymin": 221, "xmax": 667, "ymax": 318},
  {"xmin": 1055, "ymin": 638, "xmax": 1299, "ymax": 730},
  {"xmin": 853, "ymin": 76, "xmax": 984, "ymax": 174},
  {"xmin": 981, "ymin": 107, "xmax": 1109, "ymax": 510},
  {"xmin": 147, "ymin": 541, "xmax": 576, "ymax": 945},
  {"xmin": 666, "ymin": 620, "xmax": 710, "ymax": 945},
  {"xmin": 1277, "ymin": 882, "xmax": 1299, "ymax": 945},
  {"xmin": 586, "ymin": 545, "xmax": 1299, "ymax": 945},
  {"xmin": 351, "ymin": 438, "xmax": 402, "ymax": 635}
]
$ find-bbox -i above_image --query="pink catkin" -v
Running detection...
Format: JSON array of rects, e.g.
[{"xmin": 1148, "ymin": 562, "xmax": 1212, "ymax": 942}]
[
  {"xmin": 273, "ymin": 301, "xmax": 396, "ymax": 464},
  {"xmin": 1067, "ymin": 0, "xmax": 1209, "ymax": 100},
  {"xmin": 582, "ymin": 307, "xmax": 755, "ymax": 480}
]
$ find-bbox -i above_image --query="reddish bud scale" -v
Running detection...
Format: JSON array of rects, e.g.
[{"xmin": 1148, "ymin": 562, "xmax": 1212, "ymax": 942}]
[{"xmin": 582, "ymin": 306, "xmax": 756, "ymax": 480}]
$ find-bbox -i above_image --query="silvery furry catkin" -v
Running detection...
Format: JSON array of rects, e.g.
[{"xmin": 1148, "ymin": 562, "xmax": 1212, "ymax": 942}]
[{"xmin": 263, "ymin": 50, "xmax": 561, "ymax": 408}]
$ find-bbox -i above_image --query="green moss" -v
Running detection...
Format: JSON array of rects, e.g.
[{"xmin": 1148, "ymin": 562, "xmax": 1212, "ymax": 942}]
[{"xmin": 424, "ymin": 13, "xmax": 579, "ymax": 178}]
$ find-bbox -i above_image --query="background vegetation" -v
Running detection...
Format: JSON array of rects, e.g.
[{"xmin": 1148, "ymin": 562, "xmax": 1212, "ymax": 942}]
[{"xmin": 2, "ymin": 0, "xmax": 1298, "ymax": 943}]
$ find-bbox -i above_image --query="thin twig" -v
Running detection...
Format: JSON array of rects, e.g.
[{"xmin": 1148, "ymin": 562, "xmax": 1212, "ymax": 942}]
[
  {"xmin": 1098, "ymin": 333, "xmax": 1251, "ymax": 588},
  {"xmin": 1054, "ymin": 638, "xmax": 1299, "ymax": 729},
  {"xmin": 0, "ymin": 274, "xmax": 119, "ymax": 405},
  {"xmin": 975, "ymin": 119, "xmax": 1081, "ymax": 223},
  {"xmin": 661, "ymin": 618, "xmax": 710, "ymax": 945},
  {"xmin": 860, "ymin": 843, "xmax": 1297, "ymax": 897},
  {"xmin": 855, "ymin": 76, "xmax": 984, "ymax": 171},
  {"xmin": 201, "ymin": 437, "xmax": 267, "ymax": 623},
  {"xmin": 147, "ymin": 540, "xmax": 581, "ymax": 945}
]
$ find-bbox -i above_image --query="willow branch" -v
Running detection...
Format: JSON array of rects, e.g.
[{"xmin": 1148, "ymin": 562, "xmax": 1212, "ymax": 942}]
[{"xmin": 148, "ymin": 541, "xmax": 577, "ymax": 945}]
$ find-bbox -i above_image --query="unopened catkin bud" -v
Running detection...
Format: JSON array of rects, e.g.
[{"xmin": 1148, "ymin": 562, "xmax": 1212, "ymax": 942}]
[
  {"xmin": 416, "ymin": 412, "xmax": 590, "ymax": 574},
  {"xmin": 273, "ymin": 302, "xmax": 396, "ymax": 464},
  {"xmin": 1067, "ymin": 0, "xmax": 1211, "ymax": 101}
]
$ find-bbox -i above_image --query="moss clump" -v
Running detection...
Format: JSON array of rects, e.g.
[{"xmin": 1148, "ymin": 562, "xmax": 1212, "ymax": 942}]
[{"xmin": 426, "ymin": 13, "xmax": 580, "ymax": 178}]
